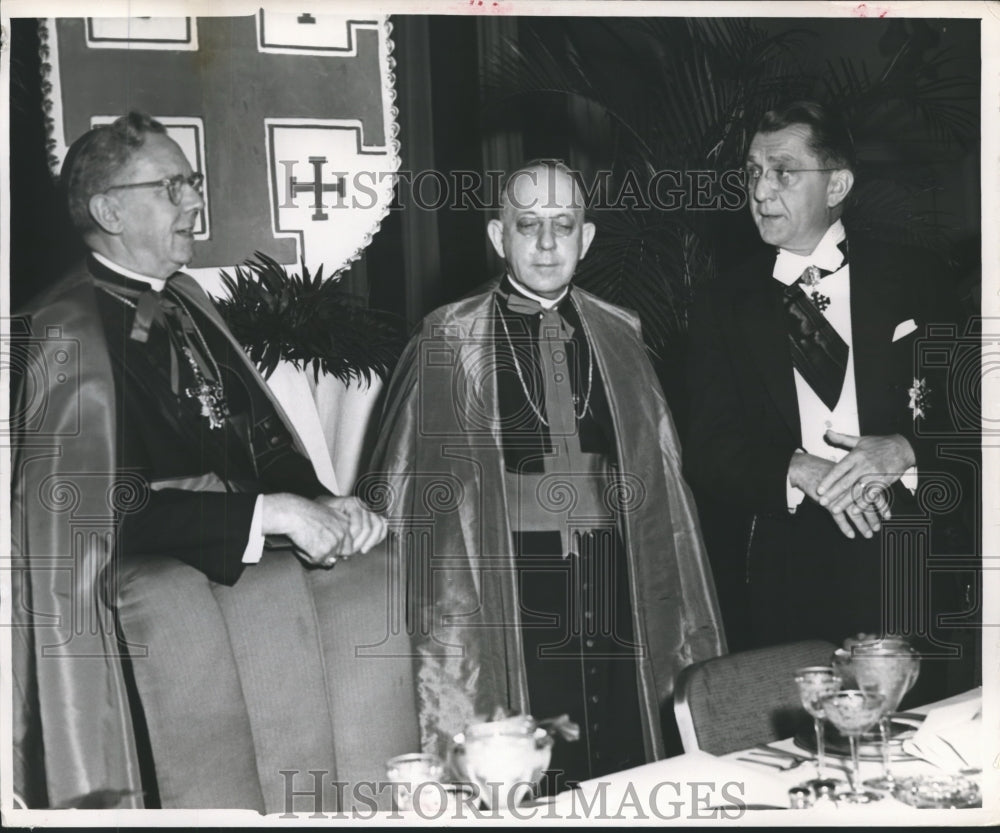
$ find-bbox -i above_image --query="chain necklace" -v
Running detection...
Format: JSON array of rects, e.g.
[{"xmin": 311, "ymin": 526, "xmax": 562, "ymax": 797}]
[
  {"xmin": 97, "ymin": 283, "xmax": 230, "ymax": 429},
  {"xmin": 166, "ymin": 288, "xmax": 231, "ymax": 429},
  {"xmin": 494, "ymin": 295, "xmax": 593, "ymax": 427},
  {"xmin": 98, "ymin": 285, "xmax": 140, "ymax": 309}
]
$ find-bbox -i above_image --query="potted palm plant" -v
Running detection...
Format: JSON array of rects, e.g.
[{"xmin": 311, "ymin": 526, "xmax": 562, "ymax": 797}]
[
  {"xmin": 483, "ymin": 17, "xmax": 978, "ymax": 362},
  {"xmin": 216, "ymin": 252, "xmax": 407, "ymax": 492}
]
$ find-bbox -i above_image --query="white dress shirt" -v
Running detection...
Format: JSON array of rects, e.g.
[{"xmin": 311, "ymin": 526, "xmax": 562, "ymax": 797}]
[{"xmin": 771, "ymin": 222, "xmax": 915, "ymax": 510}]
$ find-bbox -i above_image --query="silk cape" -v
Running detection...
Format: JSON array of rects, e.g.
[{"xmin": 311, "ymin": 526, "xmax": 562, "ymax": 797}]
[
  {"xmin": 367, "ymin": 281, "xmax": 726, "ymax": 759},
  {"xmin": 10, "ymin": 262, "xmax": 314, "ymax": 808}
]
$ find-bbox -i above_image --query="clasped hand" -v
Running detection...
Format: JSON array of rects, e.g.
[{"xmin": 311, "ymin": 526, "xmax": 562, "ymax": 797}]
[
  {"xmin": 261, "ymin": 493, "xmax": 388, "ymax": 568},
  {"xmin": 789, "ymin": 431, "xmax": 915, "ymax": 540}
]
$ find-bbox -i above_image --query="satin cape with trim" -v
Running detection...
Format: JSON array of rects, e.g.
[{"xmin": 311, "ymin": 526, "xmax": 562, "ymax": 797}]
[
  {"xmin": 10, "ymin": 263, "xmax": 311, "ymax": 808},
  {"xmin": 367, "ymin": 282, "xmax": 726, "ymax": 759}
]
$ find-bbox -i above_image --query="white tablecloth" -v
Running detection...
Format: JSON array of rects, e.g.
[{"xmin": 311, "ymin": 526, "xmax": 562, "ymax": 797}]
[
  {"xmin": 538, "ymin": 687, "xmax": 995, "ymax": 824},
  {"xmin": 262, "ymin": 688, "xmax": 994, "ymax": 825}
]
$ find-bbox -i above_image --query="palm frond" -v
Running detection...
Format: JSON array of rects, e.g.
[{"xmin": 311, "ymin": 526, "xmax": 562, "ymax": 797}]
[
  {"xmin": 215, "ymin": 252, "xmax": 407, "ymax": 386},
  {"xmin": 576, "ymin": 210, "xmax": 715, "ymax": 351},
  {"xmin": 822, "ymin": 42, "xmax": 978, "ymax": 153},
  {"xmin": 483, "ymin": 17, "xmax": 975, "ymax": 350},
  {"xmin": 846, "ymin": 179, "xmax": 954, "ymax": 253}
]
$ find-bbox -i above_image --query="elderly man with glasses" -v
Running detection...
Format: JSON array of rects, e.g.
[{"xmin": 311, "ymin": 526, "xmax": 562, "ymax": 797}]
[
  {"xmin": 684, "ymin": 102, "xmax": 974, "ymax": 693},
  {"xmin": 11, "ymin": 111, "xmax": 398, "ymax": 807}
]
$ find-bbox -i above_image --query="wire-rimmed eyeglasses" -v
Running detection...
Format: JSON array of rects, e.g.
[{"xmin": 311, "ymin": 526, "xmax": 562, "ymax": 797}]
[
  {"xmin": 105, "ymin": 172, "xmax": 204, "ymax": 205},
  {"xmin": 743, "ymin": 165, "xmax": 838, "ymax": 191}
]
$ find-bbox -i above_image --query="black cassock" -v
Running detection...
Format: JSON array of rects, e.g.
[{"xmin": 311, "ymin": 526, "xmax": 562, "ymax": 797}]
[
  {"xmin": 494, "ymin": 277, "xmax": 645, "ymax": 792},
  {"xmin": 90, "ymin": 256, "xmax": 324, "ymax": 585}
]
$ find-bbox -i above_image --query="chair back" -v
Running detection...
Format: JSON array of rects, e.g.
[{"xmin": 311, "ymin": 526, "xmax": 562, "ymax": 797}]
[
  {"xmin": 674, "ymin": 640, "xmax": 837, "ymax": 755},
  {"xmin": 116, "ymin": 541, "xmax": 419, "ymax": 810}
]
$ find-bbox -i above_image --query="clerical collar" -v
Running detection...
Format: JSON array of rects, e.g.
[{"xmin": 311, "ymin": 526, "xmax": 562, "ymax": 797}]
[
  {"xmin": 772, "ymin": 220, "xmax": 847, "ymax": 286},
  {"xmin": 504, "ymin": 273, "xmax": 569, "ymax": 310},
  {"xmin": 91, "ymin": 251, "xmax": 171, "ymax": 292}
]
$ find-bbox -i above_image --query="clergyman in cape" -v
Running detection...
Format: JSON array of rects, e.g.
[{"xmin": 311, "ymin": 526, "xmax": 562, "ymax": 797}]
[
  {"xmin": 368, "ymin": 160, "xmax": 725, "ymax": 792},
  {"xmin": 10, "ymin": 111, "xmax": 403, "ymax": 809}
]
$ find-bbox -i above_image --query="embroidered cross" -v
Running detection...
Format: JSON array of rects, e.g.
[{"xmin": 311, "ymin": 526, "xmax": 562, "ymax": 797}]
[{"xmin": 811, "ymin": 291, "xmax": 831, "ymax": 312}]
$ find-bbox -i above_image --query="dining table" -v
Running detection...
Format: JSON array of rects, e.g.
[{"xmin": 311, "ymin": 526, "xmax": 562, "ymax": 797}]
[
  {"xmin": 345, "ymin": 686, "xmax": 992, "ymax": 825},
  {"xmin": 529, "ymin": 686, "xmax": 992, "ymax": 824}
]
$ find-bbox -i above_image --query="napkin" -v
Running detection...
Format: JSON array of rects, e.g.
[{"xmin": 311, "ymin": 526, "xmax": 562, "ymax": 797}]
[
  {"xmin": 901, "ymin": 693, "xmax": 982, "ymax": 771},
  {"xmin": 551, "ymin": 750, "xmax": 791, "ymax": 817}
]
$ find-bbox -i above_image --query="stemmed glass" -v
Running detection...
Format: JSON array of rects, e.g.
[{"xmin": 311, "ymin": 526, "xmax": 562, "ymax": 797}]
[
  {"xmin": 821, "ymin": 690, "xmax": 886, "ymax": 803},
  {"xmin": 850, "ymin": 638, "xmax": 920, "ymax": 791},
  {"xmin": 794, "ymin": 666, "xmax": 843, "ymax": 784}
]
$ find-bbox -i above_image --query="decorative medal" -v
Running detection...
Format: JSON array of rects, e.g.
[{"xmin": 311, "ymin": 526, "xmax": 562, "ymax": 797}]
[
  {"xmin": 801, "ymin": 266, "xmax": 831, "ymax": 312},
  {"xmin": 801, "ymin": 265, "xmax": 822, "ymax": 287},
  {"xmin": 908, "ymin": 377, "xmax": 930, "ymax": 421}
]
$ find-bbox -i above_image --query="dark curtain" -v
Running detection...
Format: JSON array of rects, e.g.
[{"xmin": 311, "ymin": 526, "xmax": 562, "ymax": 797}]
[{"xmin": 10, "ymin": 19, "xmax": 84, "ymax": 311}]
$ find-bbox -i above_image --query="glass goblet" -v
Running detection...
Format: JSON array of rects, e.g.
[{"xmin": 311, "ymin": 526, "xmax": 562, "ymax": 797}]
[
  {"xmin": 831, "ymin": 649, "xmax": 858, "ymax": 689},
  {"xmin": 821, "ymin": 690, "xmax": 886, "ymax": 803},
  {"xmin": 851, "ymin": 637, "xmax": 920, "ymax": 791},
  {"xmin": 384, "ymin": 752, "xmax": 445, "ymax": 812},
  {"xmin": 794, "ymin": 666, "xmax": 843, "ymax": 784}
]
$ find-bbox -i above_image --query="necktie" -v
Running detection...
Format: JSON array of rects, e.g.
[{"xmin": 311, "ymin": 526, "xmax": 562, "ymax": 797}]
[{"xmin": 784, "ymin": 266, "xmax": 849, "ymax": 410}]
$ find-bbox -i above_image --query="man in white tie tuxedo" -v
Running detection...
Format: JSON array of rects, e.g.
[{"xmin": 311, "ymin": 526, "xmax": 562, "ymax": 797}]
[{"xmin": 684, "ymin": 102, "xmax": 974, "ymax": 692}]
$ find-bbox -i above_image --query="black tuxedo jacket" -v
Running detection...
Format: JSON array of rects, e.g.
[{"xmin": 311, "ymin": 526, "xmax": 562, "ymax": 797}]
[
  {"xmin": 684, "ymin": 235, "xmax": 951, "ymax": 518},
  {"xmin": 682, "ymin": 235, "xmax": 969, "ymax": 650}
]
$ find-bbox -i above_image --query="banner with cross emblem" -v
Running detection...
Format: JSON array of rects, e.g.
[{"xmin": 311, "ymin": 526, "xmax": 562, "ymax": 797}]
[
  {"xmin": 40, "ymin": 8, "xmax": 400, "ymax": 296},
  {"xmin": 40, "ymin": 7, "xmax": 402, "ymax": 495}
]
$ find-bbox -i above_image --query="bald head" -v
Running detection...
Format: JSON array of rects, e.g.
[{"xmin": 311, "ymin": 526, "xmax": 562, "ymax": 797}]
[
  {"xmin": 488, "ymin": 162, "xmax": 596, "ymax": 299},
  {"xmin": 498, "ymin": 161, "xmax": 587, "ymax": 220}
]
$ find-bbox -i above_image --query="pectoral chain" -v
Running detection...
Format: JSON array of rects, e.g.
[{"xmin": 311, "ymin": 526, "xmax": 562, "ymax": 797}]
[
  {"xmin": 181, "ymin": 347, "xmax": 229, "ymax": 430},
  {"xmin": 98, "ymin": 283, "xmax": 230, "ymax": 430},
  {"xmin": 494, "ymin": 295, "xmax": 593, "ymax": 426}
]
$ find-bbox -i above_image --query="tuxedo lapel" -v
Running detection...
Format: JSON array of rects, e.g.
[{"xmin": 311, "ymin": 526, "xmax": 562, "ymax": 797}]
[
  {"xmin": 739, "ymin": 254, "xmax": 801, "ymax": 440},
  {"xmin": 848, "ymin": 238, "xmax": 900, "ymax": 435}
]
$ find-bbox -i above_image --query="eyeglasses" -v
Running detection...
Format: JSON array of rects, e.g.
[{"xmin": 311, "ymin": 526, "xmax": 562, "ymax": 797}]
[
  {"xmin": 514, "ymin": 216, "xmax": 578, "ymax": 238},
  {"xmin": 743, "ymin": 165, "xmax": 838, "ymax": 191},
  {"xmin": 105, "ymin": 172, "xmax": 204, "ymax": 205}
]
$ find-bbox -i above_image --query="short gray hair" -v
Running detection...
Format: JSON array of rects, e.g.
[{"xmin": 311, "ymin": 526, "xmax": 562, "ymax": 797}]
[{"xmin": 61, "ymin": 111, "xmax": 168, "ymax": 233}]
